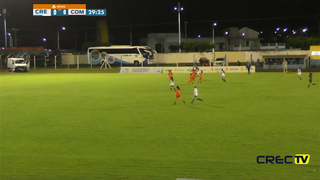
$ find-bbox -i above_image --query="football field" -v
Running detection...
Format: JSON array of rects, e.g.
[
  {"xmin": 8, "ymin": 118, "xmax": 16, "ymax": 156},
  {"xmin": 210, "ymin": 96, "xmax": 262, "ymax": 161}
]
[{"xmin": 0, "ymin": 72, "xmax": 319, "ymax": 180}]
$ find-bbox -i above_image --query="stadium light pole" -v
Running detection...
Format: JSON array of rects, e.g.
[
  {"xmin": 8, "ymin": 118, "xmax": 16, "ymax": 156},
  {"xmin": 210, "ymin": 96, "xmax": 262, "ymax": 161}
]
[
  {"xmin": 57, "ymin": 26, "xmax": 66, "ymax": 50},
  {"xmin": 174, "ymin": 3, "xmax": 183, "ymax": 53},
  {"xmin": 274, "ymin": 28, "xmax": 279, "ymax": 44},
  {"xmin": 73, "ymin": 29, "xmax": 77, "ymax": 50},
  {"xmin": 184, "ymin": 21, "xmax": 188, "ymax": 39},
  {"xmin": 302, "ymin": 28, "xmax": 308, "ymax": 36},
  {"xmin": 3, "ymin": 8, "xmax": 7, "ymax": 47},
  {"xmin": 12, "ymin": 28, "xmax": 18, "ymax": 47},
  {"xmin": 212, "ymin": 22, "xmax": 217, "ymax": 52},
  {"xmin": 292, "ymin": 30, "xmax": 296, "ymax": 35},
  {"xmin": 8, "ymin": 33, "xmax": 12, "ymax": 48},
  {"xmin": 43, "ymin": 38, "xmax": 47, "ymax": 48}
]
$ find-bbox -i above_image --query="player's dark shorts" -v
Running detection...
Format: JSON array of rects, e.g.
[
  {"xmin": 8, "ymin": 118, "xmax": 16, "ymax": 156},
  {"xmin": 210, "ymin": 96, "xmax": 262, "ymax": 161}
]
[{"xmin": 309, "ymin": 79, "xmax": 312, "ymax": 83}]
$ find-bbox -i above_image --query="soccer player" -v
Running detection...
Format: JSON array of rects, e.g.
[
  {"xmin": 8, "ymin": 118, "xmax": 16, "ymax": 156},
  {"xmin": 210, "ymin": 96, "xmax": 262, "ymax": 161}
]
[
  {"xmin": 169, "ymin": 77, "xmax": 174, "ymax": 90},
  {"xmin": 191, "ymin": 86, "xmax": 203, "ymax": 104},
  {"xmin": 188, "ymin": 73, "xmax": 194, "ymax": 85},
  {"xmin": 246, "ymin": 61, "xmax": 252, "ymax": 74},
  {"xmin": 297, "ymin": 67, "xmax": 302, "ymax": 80},
  {"xmin": 198, "ymin": 70, "xmax": 203, "ymax": 83},
  {"xmin": 308, "ymin": 73, "xmax": 316, "ymax": 88},
  {"xmin": 174, "ymin": 86, "xmax": 185, "ymax": 105},
  {"xmin": 168, "ymin": 70, "xmax": 173, "ymax": 80},
  {"xmin": 191, "ymin": 68, "xmax": 196, "ymax": 82},
  {"xmin": 195, "ymin": 66, "xmax": 200, "ymax": 76},
  {"xmin": 221, "ymin": 69, "xmax": 226, "ymax": 83},
  {"xmin": 282, "ymin": 60, "xmax": 288, "ymax": 73}
]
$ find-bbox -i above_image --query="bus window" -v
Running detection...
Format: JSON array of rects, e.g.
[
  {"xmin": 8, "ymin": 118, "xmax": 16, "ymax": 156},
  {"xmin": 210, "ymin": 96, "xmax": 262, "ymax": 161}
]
[{"xmin": 102, "ymin": 48, "xmax": 140, "ymax": 54}]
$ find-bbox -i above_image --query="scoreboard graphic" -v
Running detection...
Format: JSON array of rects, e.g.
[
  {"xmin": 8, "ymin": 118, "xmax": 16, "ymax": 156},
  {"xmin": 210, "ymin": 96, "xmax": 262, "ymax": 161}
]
[{"xmin": 33, "ymin": 4, "xmax": 106, "ymax": 16}]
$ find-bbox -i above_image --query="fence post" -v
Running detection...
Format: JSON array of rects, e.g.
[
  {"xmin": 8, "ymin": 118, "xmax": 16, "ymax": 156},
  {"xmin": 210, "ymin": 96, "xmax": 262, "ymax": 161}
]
[
  {"xmin": 225, "ymin": 54, "xmax": 227, "ymax": 66},
  {"xmin": 67, "ymin": 57, "xmax": 70, "ymax": 69},
  {"xmin": 44, "ymin": 56, "xmax": 47, "ymax": 69},
  {"xmin": 34, "ymin": 56, "xmax": 36, "ymax": 69},
  {"xmin": 54, "ymin": 56, "xmax": 57, "ymax": 69},
  {"xmin": 213, "ymin": 52, "xmax": 216, "ymax": 67},
  {"xmin": 90, "ymin": 55, "xmax": 92, "ymax": 69},
  {"xmin": 177, "ymin": 53, "xmax": 179, "ymax": 67},
  {"xmin": 77, "ymin": 55, "xmax": 79, "ymax": 69},
  {"xmin": 157, "ymin": 53, "xmax": 159, "ymax": 67},
  {"xmin": 193, "ymin": 54, "xmax": 195, "ymax": 66},
  {"xmin": 120, "ymin": 55, "xmax": 122, "ymax": 67}
]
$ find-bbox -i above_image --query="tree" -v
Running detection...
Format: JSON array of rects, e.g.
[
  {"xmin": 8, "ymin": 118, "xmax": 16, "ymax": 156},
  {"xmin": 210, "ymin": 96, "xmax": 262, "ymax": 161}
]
[
  {"xmin": 286, "ymin": 36, "xmax": 320, "ymax": 50},
  {"xmin": 81, "ymin": 41, "xmax": 112, "ymax": 51},
  {"xmin": 169, "ymin": 45, "xmax": 179, "ymax": 52},
  {"xmin": 179, "ymin": 42, "xmax": 194, "ymax": 52}
]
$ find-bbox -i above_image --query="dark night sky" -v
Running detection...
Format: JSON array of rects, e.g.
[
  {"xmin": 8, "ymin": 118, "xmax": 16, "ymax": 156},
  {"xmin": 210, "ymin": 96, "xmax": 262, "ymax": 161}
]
[{"xmin": 0, "ymin": 0, "xmax": 319, "ymax": 49}]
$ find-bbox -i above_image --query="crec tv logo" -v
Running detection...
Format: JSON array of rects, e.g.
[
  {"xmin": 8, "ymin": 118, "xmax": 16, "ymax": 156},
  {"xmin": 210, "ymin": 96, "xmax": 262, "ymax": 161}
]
[{"xmin": 257, "ymin": 154, "xmax": 310, "ymax": 164}]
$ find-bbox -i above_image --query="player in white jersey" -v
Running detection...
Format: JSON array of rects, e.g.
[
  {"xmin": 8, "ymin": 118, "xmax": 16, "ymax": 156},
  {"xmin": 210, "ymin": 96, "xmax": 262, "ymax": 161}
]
[
  {"xmin": 195, "ymin": 66, "xmax": 200, "ymax": 76},
  {"xmin": 282, "ymin": 60, "xmax": 288, "ymax": 73},
  {"xmin": 297, "ymin": 67, "xmax": 302, "ymax": 80},
  {"xmin": 191, "ymin": 86, "xmax": 203, "ymax": 104},
  {"xmin": 221, "ymin": 69, "xmax": 226, "ymax": 83},
  {"xmin": 169, "ymin": 77, "xmax": 174, "ymax": 90}
]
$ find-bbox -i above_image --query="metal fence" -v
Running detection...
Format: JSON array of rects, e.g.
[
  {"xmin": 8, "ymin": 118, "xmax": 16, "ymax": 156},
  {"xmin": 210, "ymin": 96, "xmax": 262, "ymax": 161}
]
[{"xmin": 0, "ymin": 55, "xmax": 201, "ymax": 71}]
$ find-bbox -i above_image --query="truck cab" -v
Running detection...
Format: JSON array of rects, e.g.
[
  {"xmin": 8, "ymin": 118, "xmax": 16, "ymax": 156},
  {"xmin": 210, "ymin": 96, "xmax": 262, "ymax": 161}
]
[{"xmin": 7, "ymin": 58, "xmax": 28, "ymax": 72}]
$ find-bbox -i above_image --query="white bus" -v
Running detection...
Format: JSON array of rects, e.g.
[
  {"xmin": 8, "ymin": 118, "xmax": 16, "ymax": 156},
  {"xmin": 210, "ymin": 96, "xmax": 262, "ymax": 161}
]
[{"xmin": 87, "ymin": 45, "xmax": 157, "ymax": 66}]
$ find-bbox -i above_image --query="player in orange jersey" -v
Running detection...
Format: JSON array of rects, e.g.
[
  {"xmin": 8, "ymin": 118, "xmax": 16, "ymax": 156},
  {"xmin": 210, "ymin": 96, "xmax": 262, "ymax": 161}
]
[
  {"xmin": 174, "ymin": 86, "xmax": 185, "ymax": 105},
  {"xmin": 198, "ymin": 70, "xmax": 203, "ymax": 83},
  {"xmin": 168, "ymin": 70, "xmax": 173, "ymax": 80},
  {"xmin": 191, "ymin": 68, "xmax": 196, "ymax": 80},
  {"xmin": 188, "ymin": 73, "xmax": 194, "ymax": 85}
]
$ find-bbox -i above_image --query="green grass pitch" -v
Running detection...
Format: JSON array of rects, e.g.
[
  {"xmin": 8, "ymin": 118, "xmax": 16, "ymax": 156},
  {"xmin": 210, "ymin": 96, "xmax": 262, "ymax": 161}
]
[{"xmin": 0, "ymin": 72, "xmax": 319, "ymax": 180}]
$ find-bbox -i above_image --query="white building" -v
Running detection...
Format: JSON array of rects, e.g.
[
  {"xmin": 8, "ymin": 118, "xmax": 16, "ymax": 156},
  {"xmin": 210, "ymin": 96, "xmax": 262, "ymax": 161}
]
[
  {"xmin": 139, "ymin": 27, "xmax": 285, "ymax": 52},
  {"xmin": 139, "ymin": 33, "xmax": 227, "ymax": 53},
  {"xmin": 225, "ymin": 27, "xmax": 261, "ymax": 50}
]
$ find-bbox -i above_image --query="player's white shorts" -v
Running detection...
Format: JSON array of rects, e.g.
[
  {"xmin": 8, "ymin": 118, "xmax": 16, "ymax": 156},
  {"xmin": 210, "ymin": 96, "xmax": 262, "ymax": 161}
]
[
  {"xmin": 222, "ymin": 75, "xmax": 225, "ymax": 78},
  {"xmin": 197, "ymin": 71, "xmax": 200, "ymax": 76},
  {"xmin": 298, "ymin": 73, "xmax": 301, "ymax": 76},
  {"xmin": 170, "ymin": 83, "xmax": 174, "ymax": 86},
  {"xmin": 194, "ymin": 95, "xmax": 198, "ymax": 98}
]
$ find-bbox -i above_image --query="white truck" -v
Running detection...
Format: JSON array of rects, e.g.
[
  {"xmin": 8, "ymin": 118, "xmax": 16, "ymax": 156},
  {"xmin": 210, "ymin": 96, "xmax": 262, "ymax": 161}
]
[
  {"xmin": 212, "ymin": 58, "xmax": 226, "ymax": 66},
  {"xmin": 7, "ymin": 58, "xmax": 29, "ymax": 72}
]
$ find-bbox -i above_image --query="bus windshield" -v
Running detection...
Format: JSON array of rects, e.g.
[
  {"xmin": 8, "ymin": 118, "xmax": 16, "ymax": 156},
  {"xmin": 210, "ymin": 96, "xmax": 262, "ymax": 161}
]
[{"xmin": 139, "ymin": 48, "xmax": 153, "ymax": 59}]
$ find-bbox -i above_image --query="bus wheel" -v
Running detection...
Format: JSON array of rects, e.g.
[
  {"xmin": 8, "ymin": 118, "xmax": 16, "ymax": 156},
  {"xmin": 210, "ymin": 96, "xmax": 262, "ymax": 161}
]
[{"xmin": 134, "ymin": 61, "xmax": 139, "ymax": 66}]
